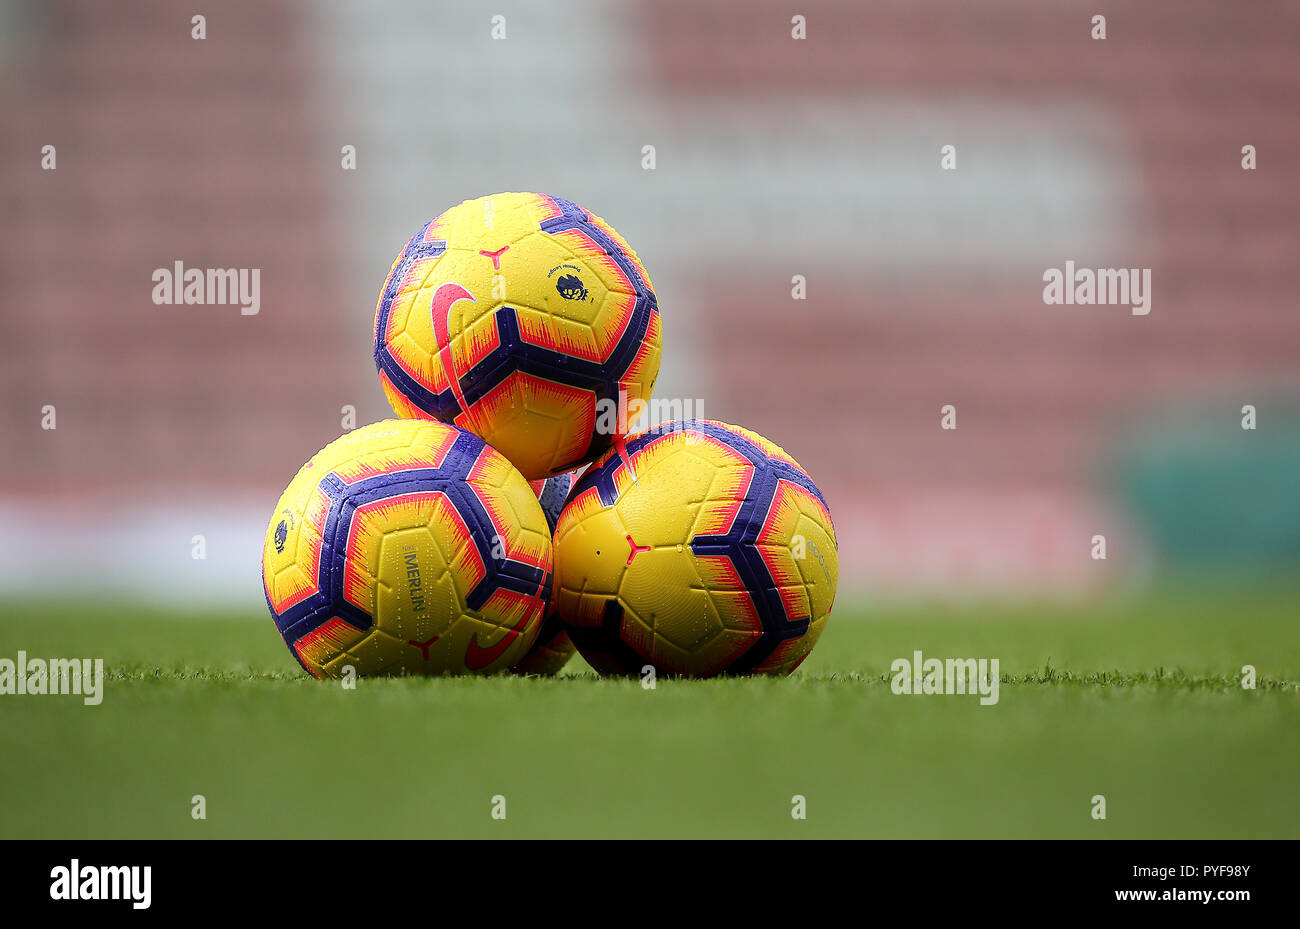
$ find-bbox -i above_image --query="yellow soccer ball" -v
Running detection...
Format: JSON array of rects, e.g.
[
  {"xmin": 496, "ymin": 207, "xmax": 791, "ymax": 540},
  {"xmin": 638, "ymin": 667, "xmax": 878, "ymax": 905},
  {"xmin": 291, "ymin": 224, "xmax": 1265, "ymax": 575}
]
[
  {"xmin": 373, "ymin": 192, "xmax": 662, "ymax": 480},
  {"xmin": 552, "ymin": 420, "xmax": 838, "ymax": 678},
  {"xmin": 261, "ymin": 419, "xmax": 552, "ymax": 678}
]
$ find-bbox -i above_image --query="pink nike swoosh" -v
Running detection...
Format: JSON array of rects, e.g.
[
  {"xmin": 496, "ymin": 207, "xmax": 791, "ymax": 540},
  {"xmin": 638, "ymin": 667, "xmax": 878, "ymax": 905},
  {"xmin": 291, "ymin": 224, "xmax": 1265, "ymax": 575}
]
[{"xmin": 464, "ymin": 612, "xmax": 533, "ymax": 671}]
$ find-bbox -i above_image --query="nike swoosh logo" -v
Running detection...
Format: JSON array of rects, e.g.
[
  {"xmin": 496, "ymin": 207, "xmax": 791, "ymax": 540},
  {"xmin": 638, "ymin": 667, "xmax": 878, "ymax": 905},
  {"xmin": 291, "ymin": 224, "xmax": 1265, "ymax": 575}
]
[
  {"xmin": 613, "ymin": 437, "xmax": 639, "ymax": 487},
  {"xmin": 464, "ymin": 611, "xmax": 534, "ymax": 671},
  {"xmin": 429, "ymin": 282, "xmax": 477, "ymax": 418}
]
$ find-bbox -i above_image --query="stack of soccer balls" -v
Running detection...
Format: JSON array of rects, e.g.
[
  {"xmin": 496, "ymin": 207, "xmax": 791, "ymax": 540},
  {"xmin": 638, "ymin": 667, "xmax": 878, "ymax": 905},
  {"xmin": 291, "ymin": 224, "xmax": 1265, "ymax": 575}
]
[{"xmin": 261, "ymin": 193, "xmax": 838, "ymax": 679}]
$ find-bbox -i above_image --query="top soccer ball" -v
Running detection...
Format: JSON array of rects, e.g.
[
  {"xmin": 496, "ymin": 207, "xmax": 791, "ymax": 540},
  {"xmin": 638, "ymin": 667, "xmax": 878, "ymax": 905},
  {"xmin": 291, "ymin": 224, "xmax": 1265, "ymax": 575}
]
[{"xmin": 373, "ymin": 192, "xmax": 662, "ymax": 481}]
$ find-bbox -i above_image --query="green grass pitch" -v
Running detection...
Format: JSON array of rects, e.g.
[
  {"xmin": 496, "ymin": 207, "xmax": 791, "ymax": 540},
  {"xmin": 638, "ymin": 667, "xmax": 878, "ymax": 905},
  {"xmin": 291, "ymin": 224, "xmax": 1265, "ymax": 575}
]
[{"xmin": 1, "ymin": 585, "xmax": 1296, "ymax": 839}]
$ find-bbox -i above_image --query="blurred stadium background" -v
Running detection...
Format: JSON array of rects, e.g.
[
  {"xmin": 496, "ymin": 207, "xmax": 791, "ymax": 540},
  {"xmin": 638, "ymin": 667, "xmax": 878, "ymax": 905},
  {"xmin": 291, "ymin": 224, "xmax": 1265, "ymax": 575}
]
[{"xmin": 1, "ymin": 0, "xmax": 1297, "ymax": 609}]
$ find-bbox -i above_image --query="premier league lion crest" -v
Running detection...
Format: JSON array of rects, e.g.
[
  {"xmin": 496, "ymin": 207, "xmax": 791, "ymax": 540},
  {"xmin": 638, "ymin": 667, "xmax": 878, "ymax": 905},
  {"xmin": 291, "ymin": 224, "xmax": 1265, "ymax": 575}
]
[{"xmin": 554, "ymin": 272, "xmax": 589, "ymax": 302}]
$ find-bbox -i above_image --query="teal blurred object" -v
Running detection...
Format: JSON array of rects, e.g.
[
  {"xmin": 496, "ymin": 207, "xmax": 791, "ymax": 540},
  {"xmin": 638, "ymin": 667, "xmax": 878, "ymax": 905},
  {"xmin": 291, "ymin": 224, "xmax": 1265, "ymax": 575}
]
[{"xmin": 1113, "ymin": 399, "xmax": 1300, "ymax": 569}]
